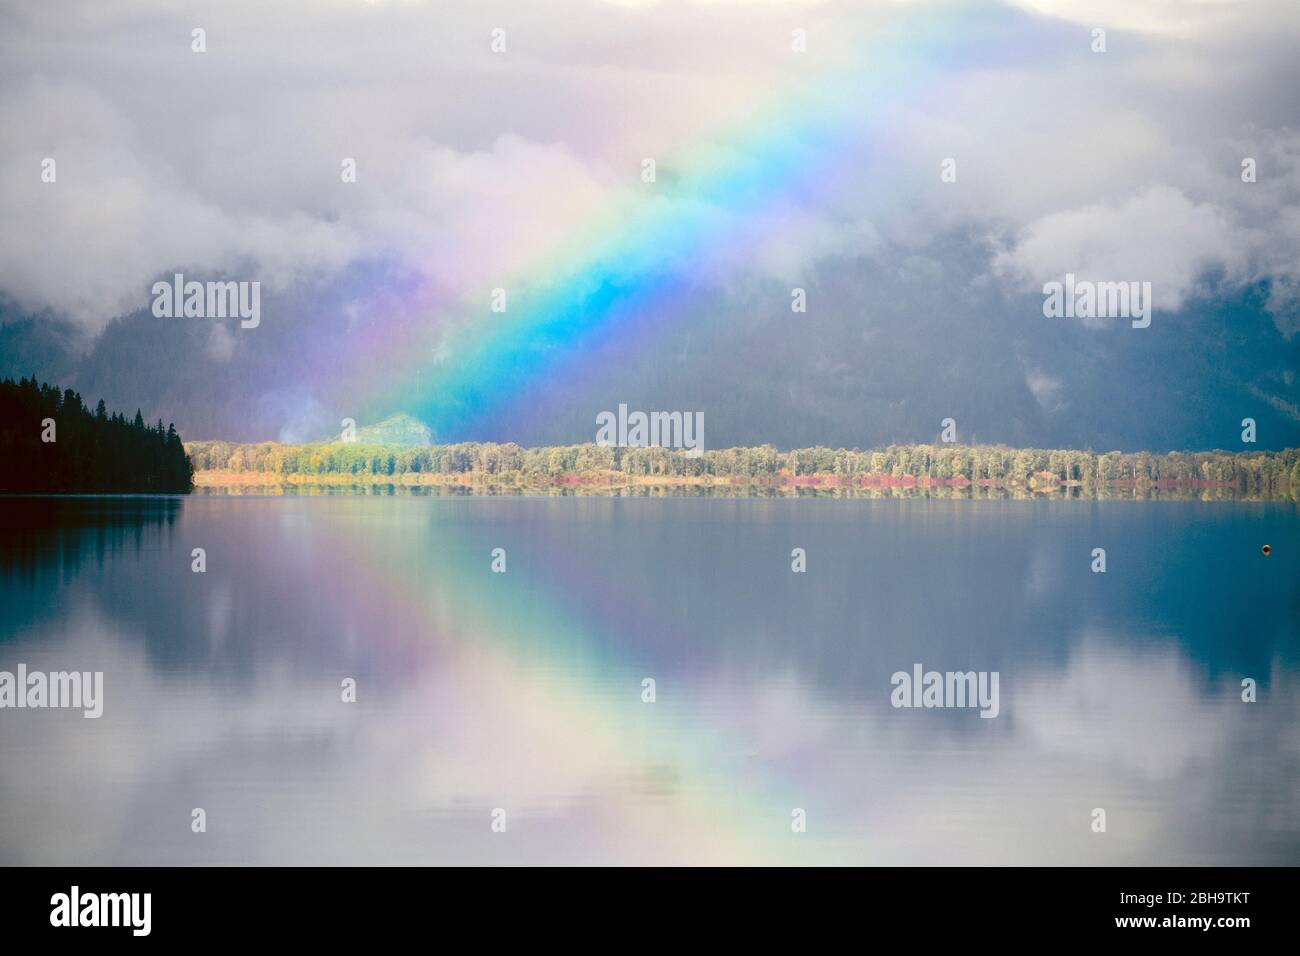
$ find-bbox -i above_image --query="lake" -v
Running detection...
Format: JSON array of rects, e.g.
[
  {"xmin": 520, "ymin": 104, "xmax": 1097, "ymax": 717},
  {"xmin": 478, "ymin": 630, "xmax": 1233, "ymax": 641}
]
[{"xmin": 1, "ymin": 494, "xmax": 1297, "ymax": 865}]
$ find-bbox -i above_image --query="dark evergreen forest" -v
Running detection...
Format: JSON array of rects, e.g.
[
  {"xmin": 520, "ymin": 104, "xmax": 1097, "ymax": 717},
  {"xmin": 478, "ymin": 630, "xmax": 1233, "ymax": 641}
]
[{"xmin": 0, "ymin": 377, "xmax": 193, "ymax": 492}]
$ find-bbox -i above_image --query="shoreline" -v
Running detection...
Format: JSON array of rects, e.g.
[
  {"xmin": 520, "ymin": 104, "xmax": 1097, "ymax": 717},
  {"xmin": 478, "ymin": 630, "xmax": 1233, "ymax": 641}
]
[{"xmin": 191, "ymin": 469, "xmax": 1286, "ymax": 500}]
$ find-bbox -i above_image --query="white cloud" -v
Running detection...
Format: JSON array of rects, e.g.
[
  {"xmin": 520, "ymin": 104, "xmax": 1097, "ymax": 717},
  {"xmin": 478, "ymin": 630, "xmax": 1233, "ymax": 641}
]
[
  {"xmin": 993, "ymin": 185, "xmax": 1246, "ymax": 315},
  {"xmin": 1, "ymin": 0, "xmax": 1299, "ymax": 335},
  {"xmin": 1024, "ymin": 365, "xmax": 1065, "ymax": 412},
  {"xmin": 1008, "ymin": 0, "xmax": 1248, "ymax": 38},
  {"xmin": 205, "ymin": 322, "xmax": 236, "ymax": 362}
]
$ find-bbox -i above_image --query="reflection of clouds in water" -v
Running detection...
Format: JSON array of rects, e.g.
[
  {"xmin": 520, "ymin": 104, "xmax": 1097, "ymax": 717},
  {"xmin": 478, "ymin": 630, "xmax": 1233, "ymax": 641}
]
[
  {"xmin": 1024, "ymin": 537, "xmax": 1064, "ymax": 597},
  {"xmin": 9, "ymin": 498, "xmax": 1299, "ymax": 864},
  {"xmin": 0, "ymin": 618, "xmax": 793, "ymax": 865},
  {"xmin": 3, "ymin": 611, "xmax": 1297, "ymax": 865},
  {"xmin": 697, "ymin": 639, "xmax": 1300, "ymax": 865},
  {"xmin": 1017, "ymin": 635, "xmax": 1233, "ymax": 779},
  {"xmin": 205, "ymin": 583, "xmax": 232, "ymax": 652}
]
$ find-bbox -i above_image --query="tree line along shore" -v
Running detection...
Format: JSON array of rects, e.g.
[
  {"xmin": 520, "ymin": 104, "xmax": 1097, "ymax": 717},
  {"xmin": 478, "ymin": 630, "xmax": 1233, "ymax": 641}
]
[
  {"xmin": 185, "ymin": 439, "xmax": 1300, "ymax": 498},
  {"xmin": 0, "ymin": 377, "xmax": 193, "ymax": 493},
  {"xmin": 3, "ymin": 375, "xmax": 1295, "ymax": 497}
]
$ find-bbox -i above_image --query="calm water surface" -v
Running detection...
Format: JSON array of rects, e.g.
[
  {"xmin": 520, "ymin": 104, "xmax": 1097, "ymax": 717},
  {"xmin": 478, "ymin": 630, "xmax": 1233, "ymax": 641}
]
[{"xmin": 1, "ymin": 495, "xmax": 1297, "ymax": 865}]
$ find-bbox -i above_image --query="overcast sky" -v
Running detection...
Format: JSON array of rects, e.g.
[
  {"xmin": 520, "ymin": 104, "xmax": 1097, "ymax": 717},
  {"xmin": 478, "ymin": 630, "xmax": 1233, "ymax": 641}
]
[{"xmin": 2, "ymin": 0, "xmax": 1298, "ymax": 448}]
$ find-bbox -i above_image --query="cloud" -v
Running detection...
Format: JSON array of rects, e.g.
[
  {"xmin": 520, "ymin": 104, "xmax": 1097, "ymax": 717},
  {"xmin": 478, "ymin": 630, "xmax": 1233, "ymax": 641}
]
[
  {"xmin": 0, "ymin": 77, "xmax": 360, "ymax": 330},
  {"xmin": 1246, "ymin": 383, "xmax": 1300, "ymax": 423},
  {"xmin": 1007, "ymin": 0, "xmax": 1252, "ymax": 38},
  {"xmin": 0, "ymin": 0, "xmax": 828, "ymax": 332},
  {"xmin": 993, "ymin": 185, "xmax": 1246, "ymax": 315},
  {"xmin": 1024, "ymin": 365, "xmax": 1065, "ymax": 412},
  {"xmin": 1265, "ymin": 278, "xmax": 1300, "ymax": 339},
  {"xmin": 205, "ymin": 322, "xmax": 236, "ymax": 362},
  {"xmin": 1, "ymin": 0, "xmax": 1299, "ymax": 381}
]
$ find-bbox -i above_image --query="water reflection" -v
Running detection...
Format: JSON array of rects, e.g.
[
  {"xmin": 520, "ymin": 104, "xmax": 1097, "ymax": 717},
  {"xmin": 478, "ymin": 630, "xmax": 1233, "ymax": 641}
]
[{"xmin": 0, "ymin": 496, "xmax": 1296, "ymax": 864}]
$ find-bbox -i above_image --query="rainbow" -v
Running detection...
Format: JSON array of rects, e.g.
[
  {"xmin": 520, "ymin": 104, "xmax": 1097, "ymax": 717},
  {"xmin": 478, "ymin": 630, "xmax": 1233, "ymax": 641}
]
[
  {"xmin": 307, "ymin": 497, "xmax": 861, "ymax": 863},
  {"xmin": 345, "ymin": 6, "xmax": 1008, "ymax": 439}
]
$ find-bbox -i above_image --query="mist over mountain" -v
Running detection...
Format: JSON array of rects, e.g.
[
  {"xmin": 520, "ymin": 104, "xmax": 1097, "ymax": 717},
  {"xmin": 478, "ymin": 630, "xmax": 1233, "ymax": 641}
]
[
  {"xmin": 3, "ymin": 240, "xmax": 1297, "ymax": 452},
  {"xmin": 3, "ymin": 0, "xmax": 1299, "ymax": 452},
  {"xmin": 352, "ymin": 414, "xmax": 433, "ymax": 447}
]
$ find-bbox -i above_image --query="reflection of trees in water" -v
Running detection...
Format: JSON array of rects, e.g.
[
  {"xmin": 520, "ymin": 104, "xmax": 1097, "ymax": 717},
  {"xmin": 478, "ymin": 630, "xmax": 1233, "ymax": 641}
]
[
  {"xmin": 509, "ymin": 499, "xmax": 1300, "ymax": 700},
  {"xmin": 0, "ymin": 497, "xmax": 423, "ymax": 684},
  {"xmin": 0, "ymin": 497, "xmax": 179, "ymax": 578},
  {"xmin": 3, "ymin": 497, "xmax": 1295, "ymax": 701},
  {"xmin": 194, "ymin": 481, "xmax": 1291, "ymax": 500},
  {"xmin": 0, "ymin": 498, "xmax": 181, "ymax": 639}
]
